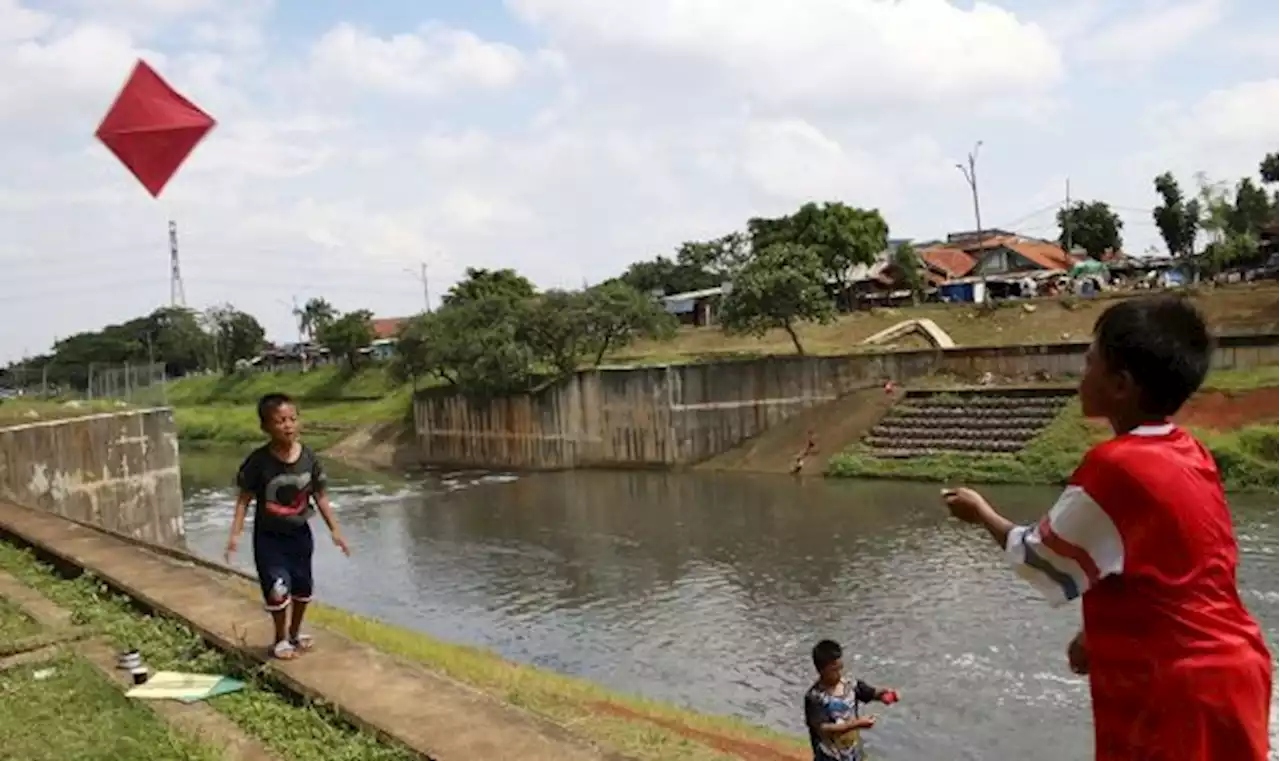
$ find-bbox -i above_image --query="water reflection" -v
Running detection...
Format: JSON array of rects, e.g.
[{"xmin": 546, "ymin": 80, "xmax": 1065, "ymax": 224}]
[{"xmin": 181, "ymin": 450, "xmax": 1277, "ymax": 761}]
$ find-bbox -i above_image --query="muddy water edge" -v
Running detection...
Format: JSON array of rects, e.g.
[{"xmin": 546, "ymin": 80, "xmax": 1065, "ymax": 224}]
[{"xmin": 179, "ymin": 448, "xmax": 1279, "ymax": 761}]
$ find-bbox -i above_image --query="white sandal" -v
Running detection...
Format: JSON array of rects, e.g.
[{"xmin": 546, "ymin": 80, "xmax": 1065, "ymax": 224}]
[
  {"xmin": 271, "ymin": 640, "xmax": 297, "ymax": 660},
  {"xmin": 291, "ymin": 634, "xmax": 314, "ymax": 652}
]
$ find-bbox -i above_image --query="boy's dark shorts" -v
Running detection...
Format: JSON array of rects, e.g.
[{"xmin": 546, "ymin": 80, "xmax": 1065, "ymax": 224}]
[{"xmin": 252, "ymin": 528, "xmax": 314, "ymax": 611}]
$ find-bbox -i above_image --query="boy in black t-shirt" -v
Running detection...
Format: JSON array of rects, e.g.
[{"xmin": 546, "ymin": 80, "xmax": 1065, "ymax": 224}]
[
  {"xmin": 804, "ymin": 640, "xmax": 898, "ymax": 761},
  {"xmin": 225, "ymin": 393, "xmax": 351, "ymax": 660}
]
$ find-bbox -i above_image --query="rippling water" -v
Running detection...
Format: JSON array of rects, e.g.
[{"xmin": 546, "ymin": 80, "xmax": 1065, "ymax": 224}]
[{"xmin": 180, "ymin": 450, "xmax": 1278, "ymax": 760}]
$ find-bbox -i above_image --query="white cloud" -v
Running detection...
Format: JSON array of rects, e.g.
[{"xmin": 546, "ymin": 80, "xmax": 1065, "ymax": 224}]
[
  {"xmin": 0, "ymin": 0, "xmax": 1277, "ymax": 361},
  {"xmin": 309, "ymin": 22, "xmax": 528, "ymax": 97},
  {"xmin": 1080, "ymin": 0, "xmax": 1225, "ymax": 67},
  {"xmin": 510, "ymin": 0, "xmax": 1063, "ymax": 108}
]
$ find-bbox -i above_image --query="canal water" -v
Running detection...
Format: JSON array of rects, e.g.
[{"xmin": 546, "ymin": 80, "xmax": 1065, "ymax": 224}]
[{"xmin": 180, "ymin": 449, "xmax": 1278, "ymax": 761}]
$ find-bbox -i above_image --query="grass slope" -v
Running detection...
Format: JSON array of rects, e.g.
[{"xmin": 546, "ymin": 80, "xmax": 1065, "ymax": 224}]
[
  {"xmin": 826, "ymin": 368, "xmax": 1279, "ymax": 492},
  {"xmin": 0, "ymin": 655, "xmax": 222, "ymax": 761},
  {"xmin": 167, "ymin": 366, "xmax": 415, "ymax": 448},
  {"xmin": 0, "ymin": 543, "xmax": 416, "ymax": 761}
]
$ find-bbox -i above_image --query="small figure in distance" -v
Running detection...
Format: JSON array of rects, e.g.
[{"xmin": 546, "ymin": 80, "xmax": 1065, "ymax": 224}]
[
  {"xmin": 803, "ymin": 639, "xmax": 898, "ymax": 761},
  {"xmin": 942, "ymin": 294, "xmax": 1272, "ymax": 761},
  {"xmin": 791, "ymin": 429, "xmax": 819, "ymax": 475}
]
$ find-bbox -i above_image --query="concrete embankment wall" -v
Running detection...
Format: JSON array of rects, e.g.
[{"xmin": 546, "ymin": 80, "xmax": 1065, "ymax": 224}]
[
  {"xmin": 0, "ymin": 408, "xmax": 184, "ymax": 546},
  {"xmin": 413, "ymin": 333, "xmax": 1278, "ymax": 470}
]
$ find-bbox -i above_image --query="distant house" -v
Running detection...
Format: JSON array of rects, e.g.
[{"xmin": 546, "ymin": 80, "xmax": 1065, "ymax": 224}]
[
  {"xmin": 370, "ymin": 317, "xmax": 408, "ymax": 340},
  {"xmin": 969, "ymin": 238, "xmax": 1076, "ymax": 277},
  {"xmin": 918, "ymin": 247, "xmax": 976, "ymax": 281},
  {"xmin": 366, "ymin": 338, "xmax": 397, "ymax": 362},
  {"xmin": 661, "ymin": 285, "xmax": 729, "ymax": 326}
]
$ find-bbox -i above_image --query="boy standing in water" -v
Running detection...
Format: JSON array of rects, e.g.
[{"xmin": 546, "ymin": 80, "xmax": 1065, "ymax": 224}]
[
  {"xmin": 942, "ymin": 295, "xmax": 1272, "ymax": 761},
  {"xmin": 225, "ymin": 393, "xmax": 350, "ymax": 660},
  {"xmin": 804, "ymin": 639, "xmax": 897, "ymax": 761}
]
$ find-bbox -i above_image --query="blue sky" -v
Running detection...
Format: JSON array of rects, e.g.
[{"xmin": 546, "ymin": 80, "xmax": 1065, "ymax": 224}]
[{"xmin": 0, "ymin": 0, "xmax": 1276, "ymax": 362}]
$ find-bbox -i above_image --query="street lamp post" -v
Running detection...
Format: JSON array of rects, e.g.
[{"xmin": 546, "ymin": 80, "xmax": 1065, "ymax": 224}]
[{"xmin": 955, "ymin": 140, "xmax": 984, "ymax": 239}]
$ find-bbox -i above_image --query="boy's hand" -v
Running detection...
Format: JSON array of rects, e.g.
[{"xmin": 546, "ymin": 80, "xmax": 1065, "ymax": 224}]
[
  {"xmin": 877, "ymin": 688, "xmax": 899, "ymax": 704},
  {"xmin": 1067, "ymin": 631, "xmax": 1089, "ymax": 675},
  {"xmin": 941, "ymin": 487, "xmax": 993, "ymax": 524},
  {"xmin": 332, "ymin": 532, "xmax": 351, "ymax": 557},
  {"xmin": 223, "ymin": 537, "xmax": 238, "ymax": 564},
  {"xmin": 849, "ymin": 716, "xmax": 876, "ymax": 730}
]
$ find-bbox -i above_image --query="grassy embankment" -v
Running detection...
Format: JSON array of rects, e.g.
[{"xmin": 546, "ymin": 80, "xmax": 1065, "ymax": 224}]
[
  {"xmin": 0, "ymin": 543, "xmax": 808, "ymax": 761},
  {"xmin": 826, "ymin": 366, "xmax": 1279, "ymax": 492},
  {"xmin": 165, "ymin": 284, "xmax": 1278, "ymax": 448},
  {"xmin": 0, "ymin": 542, "xmax": 425, "ymax": 761},
  {"xmin": 168, "ymin": 366, "xmax": 414, "ymax": 449}
]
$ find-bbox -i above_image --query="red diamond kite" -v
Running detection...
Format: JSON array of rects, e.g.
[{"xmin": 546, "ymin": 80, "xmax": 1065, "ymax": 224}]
[{"xmin": 95, "ymin": 59, "xmax": 216, "ymax": 198}]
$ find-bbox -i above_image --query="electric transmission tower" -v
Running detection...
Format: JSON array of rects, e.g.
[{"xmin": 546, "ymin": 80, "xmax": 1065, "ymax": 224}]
[{"xmin": 169, "ymin": 219, "xmax": 186, "ymax": 307}]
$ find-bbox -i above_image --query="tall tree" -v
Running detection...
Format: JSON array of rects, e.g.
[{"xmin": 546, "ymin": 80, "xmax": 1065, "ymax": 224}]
[
  {"xmin": 748, "ymin": 202, "xmax": 889, "ymax": 309},
  {"xmin": 520, "ymin": 290, "xmax": 594, "ymax": 378},
  {"xmin": 891, "ymin": 242, "xmax": 926, "ymax": 304},
  {"xmin": 317, "ymin": 310, "xmax": 375, "ymax": 368},
  {"xmin": 675, "ymin": 232, "xmax": 751, "ymax": 282},
  {"xmin": 204, "ymin": 305, "xmax": 265, "ymax": 373},
  {"xmin": 1152, "ymin": 172, "xmax": 1201, "ymax": 259},
  {"xmin": 618, "ymin": 255, "xmax": 719, "ymax": 296},
  {"xmin": 1056, "ymin": 200, "xmax": 1124, "ymax": 260},
  {"xmin": 1260, "ymin": 153, "xmax": 1278, "ymax": 185},
  {"xmin": 582, "ymin": 281, "xmax": 677, "ymax": 365},
  {"xmin": 295, "ymin": 297, "xmax": 336, "ymax": 342},
  {"xmin": 442, "ymin": 268, "xmax": 536, "ymax": 307},
  {"xmin": 720, "ymin": 243, "xmax": 835, "ymax": 355}
]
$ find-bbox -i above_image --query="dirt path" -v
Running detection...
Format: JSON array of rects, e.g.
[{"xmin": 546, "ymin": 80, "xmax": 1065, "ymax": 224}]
[
  {"xmin": 1175, "ymin": 387, "xmax": 1277, "ymax": 430},
  {"xmin": 696, "ymin": 386, "xmax": 901, "ymax": 475}
]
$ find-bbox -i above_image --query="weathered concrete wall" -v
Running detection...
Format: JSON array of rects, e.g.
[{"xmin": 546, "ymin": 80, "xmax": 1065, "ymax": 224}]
[
  {"xmin": 0, "ymin": 408, "xmax": 183, "ymax": 546},
  {"xmin": 413, "ymin": 333, "xmax": 1278, "ymax": 469}
]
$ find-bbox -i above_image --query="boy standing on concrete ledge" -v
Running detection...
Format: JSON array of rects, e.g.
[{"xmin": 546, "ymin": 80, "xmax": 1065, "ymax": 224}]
[
  {"xmin": 942, "ymin": 295, "xmax": 1272, "ymax": 761},
  {"xmin": 225, "ymin": 392, "xmax": 351, "ymax": 660}
]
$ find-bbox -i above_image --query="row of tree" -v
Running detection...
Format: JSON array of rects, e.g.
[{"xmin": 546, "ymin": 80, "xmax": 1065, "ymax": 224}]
[{"xmin": 6, "ymin": 157, "xmax": 1275, "ymax": 395}]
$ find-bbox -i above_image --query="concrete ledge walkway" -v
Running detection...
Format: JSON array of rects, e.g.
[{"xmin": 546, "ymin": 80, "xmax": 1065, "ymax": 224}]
[{"xmin": 0, "ymin": 501, "xmax": 614, "ymax": 761}]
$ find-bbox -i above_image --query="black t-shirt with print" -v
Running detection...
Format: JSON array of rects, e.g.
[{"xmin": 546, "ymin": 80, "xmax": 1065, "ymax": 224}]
[{"xmin": 235, "ymin": 444, "xmax": 327, "ymax": 535}]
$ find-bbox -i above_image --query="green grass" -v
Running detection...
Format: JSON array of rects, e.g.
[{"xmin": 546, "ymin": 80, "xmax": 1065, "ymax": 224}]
[
  {"xmin": 0, "ymin": 595, "xmax": 41, "ymax": 641},
  {"xmin": 0, "ymin": 399, "xmax": 137, "ymax": 428},
  {"xmin": 166, "ymin": 366, "xmax": 407, "ymax": 406},
  {"xmin": 0, "ymin": 654, "xmax": 222, "ymax": 761},
  {"xmin": 305, "ymin": 605, "xmax": 807, "ymax": 761},
  {"xmin": 1203, "ymin": 365, "xmax": 1279, "ymax": 392},
  {"xmin": 0, "ymin": 544, "xmax": 415, "ymax": 761},
  {"xmin": 826, "ymin": 396, "xmax": 1278, "ymax": 493},
  {"xmin": 169, "ymin": 366, "xmax": 417, "ymax": 448}
]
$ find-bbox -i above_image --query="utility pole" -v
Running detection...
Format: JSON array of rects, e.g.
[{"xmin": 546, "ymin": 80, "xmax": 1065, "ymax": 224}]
[
  {"xmin": 1064, "ymin": 177, "xmax": 1073, "ymax": 254},
  {"xmin": 406, "ymin": 263, "xmax": 431, "ymax": 312},
  {"xmin": 419, "ymin": 262, "xmax": 430, "ymax": 313},
  {"xmin": 954, "ymin": 141, "xmax": 984, "ymax": 238},
  {"xmin": 169, "ymin": 220, "xmax": 186, "ymax": 307}
]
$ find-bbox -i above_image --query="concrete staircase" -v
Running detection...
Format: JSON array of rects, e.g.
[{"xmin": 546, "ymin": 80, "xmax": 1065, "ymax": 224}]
[{"xmin": 863, "ymin": 388, "xmax": 1075, "ymax": 458}]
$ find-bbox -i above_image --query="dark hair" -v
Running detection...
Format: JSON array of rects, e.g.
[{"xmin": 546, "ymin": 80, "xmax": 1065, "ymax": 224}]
[
  {"xmin": 1092, "ymin": 295, "xmax": 1212, "ymax": 417},
  {"xmin": 812, "ymin": 639, "xmax": 842, "ymax": 671},
  {"xmin": 257, "ymin": 393, "xmax": 294, "ymax": 424}
]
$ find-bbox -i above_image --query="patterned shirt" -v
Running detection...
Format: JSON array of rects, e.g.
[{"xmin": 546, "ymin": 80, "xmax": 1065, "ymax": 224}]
[
  {"xmin": 804, "ymin": 679, "xmax": 879, "ymax": 761},
  {"xmin": 236, "ymin": 444, "xmax": 327, "ymax": 535}
]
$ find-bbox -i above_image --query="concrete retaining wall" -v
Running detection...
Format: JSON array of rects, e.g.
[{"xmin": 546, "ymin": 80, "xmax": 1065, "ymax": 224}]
[
  {"xmin": 413, "ymin": 333, "xmax": 1278, "ymax": 469},
  {"xmin": 0, "ymin": 408, "xmax": 184, "ymax": 546}
]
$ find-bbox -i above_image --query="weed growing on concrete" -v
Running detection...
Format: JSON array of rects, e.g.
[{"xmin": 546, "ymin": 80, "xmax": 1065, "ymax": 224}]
[{"xmin": 0, "ymin": 544, "xmax": 417, "ymax": 761}]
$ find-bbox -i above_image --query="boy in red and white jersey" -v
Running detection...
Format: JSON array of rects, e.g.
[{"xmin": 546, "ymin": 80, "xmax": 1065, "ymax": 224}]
[{"xmin": 942, "ymin": 294, "xmax": 1273, "ymax": 761}]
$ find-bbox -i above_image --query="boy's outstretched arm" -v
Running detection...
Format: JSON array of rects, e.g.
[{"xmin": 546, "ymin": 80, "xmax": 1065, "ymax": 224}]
[
  {"xmin": 943, "ymin": 482, "xmax": 1124, "ymax": 607},
  {"xmin": 314, "ymin": 492, "xmax": 350, "ymax": 556},
  {"xmin": 853, "ymin": 680, "xmax": 895, "ymax": 704}
]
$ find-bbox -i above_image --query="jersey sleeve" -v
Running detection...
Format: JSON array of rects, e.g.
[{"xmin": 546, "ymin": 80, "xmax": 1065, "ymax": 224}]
[
  {"xmin": 804, "ymin": 690, "xmax": 827, "ymax": 730},
  {"xmin": 853, "ymin": 680, "xmax": 879, "ymax": 703},
  {"xmin": 234, "ymin": 450, "xmax": 261, "ymax": 495},
  {"xmin": 1003, "ymin": 450, "xmax": 1126, "ymax": 606},
  {"xmin": 310, "ymin": 451, "xmax": 328, "ymax": 495}
]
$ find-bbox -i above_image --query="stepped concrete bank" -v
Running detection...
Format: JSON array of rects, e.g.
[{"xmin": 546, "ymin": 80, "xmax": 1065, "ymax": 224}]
[
  {"xmin": 0, "ymin": 501, "xmax": 616, "ymax": 761},
  {"xmin": 413, "ymin": 333, "xmax": 1278, "ymax": 470},
  {"xmin": 0, "ymin": 408, "xmax": 183, "ymax": 546}
]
